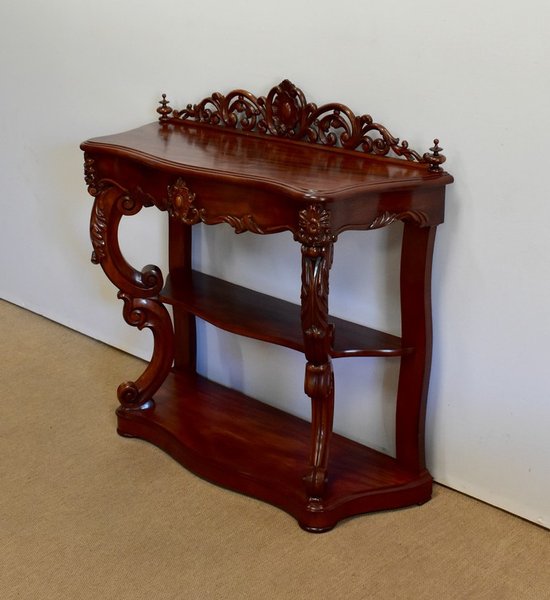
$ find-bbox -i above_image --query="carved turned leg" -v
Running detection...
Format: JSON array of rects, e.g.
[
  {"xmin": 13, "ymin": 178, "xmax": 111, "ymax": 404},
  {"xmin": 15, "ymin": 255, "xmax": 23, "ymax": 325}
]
[
  {"xmin": 88, "ymin": 182, "xmax": 174, "ymax": 411},
  {"xmin": 395, "ymin": 223, "xmax": 437, "ymax": 472},
  {"xmin": 297, "ymin": 204, "xmax": 336, "ymax": 506},
  {"xmin": 301, "ymin": 243, "xmax": 335, "ymax": 505}
]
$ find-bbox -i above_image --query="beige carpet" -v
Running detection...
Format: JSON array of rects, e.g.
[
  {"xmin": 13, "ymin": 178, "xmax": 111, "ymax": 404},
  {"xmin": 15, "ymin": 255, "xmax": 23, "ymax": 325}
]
[{"xmin": 1, "ymin": 299, "xmax": 549, "ymax": 599}]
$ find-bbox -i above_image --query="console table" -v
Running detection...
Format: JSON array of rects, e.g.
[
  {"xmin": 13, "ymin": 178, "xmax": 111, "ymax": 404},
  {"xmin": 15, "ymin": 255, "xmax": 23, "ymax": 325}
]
[{"xmin": 81, "ymin": 80, "xmax": 453, "ymax": 532}]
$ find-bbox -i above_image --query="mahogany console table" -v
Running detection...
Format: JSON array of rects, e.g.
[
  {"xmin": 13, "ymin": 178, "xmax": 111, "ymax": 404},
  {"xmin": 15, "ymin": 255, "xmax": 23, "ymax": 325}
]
[{"xmin": 81, "ymin": 80, "xmax": 453, "ymax": 532}]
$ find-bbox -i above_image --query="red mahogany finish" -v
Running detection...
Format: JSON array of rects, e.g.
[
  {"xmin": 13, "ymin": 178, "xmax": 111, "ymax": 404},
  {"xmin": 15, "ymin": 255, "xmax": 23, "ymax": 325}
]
[{"xmin": 81, "ymin": 81, "xmax": 453, "ymax": 532}]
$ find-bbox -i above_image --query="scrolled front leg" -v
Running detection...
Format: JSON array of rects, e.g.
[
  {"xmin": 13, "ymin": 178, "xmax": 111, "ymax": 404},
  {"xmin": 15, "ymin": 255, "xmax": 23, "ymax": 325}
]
[{"xmin": 85, "ymin": 161, "xmax": 174, "ymax": 411}]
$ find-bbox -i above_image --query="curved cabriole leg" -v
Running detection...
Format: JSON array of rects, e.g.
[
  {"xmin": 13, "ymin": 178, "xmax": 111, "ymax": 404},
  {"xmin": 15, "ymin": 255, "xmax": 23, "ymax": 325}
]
[
  {"xmin": 300, "ymin": 241, "xmax": 335, "ymax": 509},
  {"xmin": 89, "ymin": 184, "xmax": 174, "ymax": 411},
  {"xmin": 395, "ymin": 223, "xmax": 437, "ymax": 472}
]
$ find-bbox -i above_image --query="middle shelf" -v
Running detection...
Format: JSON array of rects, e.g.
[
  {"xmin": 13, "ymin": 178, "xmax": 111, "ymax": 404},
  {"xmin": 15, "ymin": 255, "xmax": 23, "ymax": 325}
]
[{"xmin": 160, "ymin": 270, "xmax": 411, "ymax": 358}]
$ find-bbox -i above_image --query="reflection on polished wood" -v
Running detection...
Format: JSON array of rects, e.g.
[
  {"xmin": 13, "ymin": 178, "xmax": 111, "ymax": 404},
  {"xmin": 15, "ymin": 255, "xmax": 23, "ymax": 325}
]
[{"xmin": 81, "ymin": 80, "xmax": 453, "ymax": 532}]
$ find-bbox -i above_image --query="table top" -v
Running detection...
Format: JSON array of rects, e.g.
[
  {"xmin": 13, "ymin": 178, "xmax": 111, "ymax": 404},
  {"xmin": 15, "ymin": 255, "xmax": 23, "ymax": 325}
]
[{"xmin": 82, "ymin": 121, "xmax": 453, "ymax": 202}]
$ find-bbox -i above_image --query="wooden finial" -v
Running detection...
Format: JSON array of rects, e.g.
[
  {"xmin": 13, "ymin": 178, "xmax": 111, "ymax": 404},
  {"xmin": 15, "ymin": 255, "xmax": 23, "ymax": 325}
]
[
  {"xmin": 157, "ymin": 94, "xmax": 172, "ymax": 123},
  {"xmin": 424, "ymin": 139, "xmax": 446, "ymax": 173}
]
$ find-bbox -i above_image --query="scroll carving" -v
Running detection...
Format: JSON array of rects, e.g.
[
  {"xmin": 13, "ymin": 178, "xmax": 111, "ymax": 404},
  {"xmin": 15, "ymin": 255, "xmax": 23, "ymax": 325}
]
[
  {"xmin": 116, "ymin": 293, "xmax": 175, "ymax": 411},
  {"xmin": 84, "ymin": 165, "xmax": 174, "ymax": 411},
  {"xmin": 165, "ymin": 178, "xmax": 268, "ymax": 234},
  {"xmin": 159, "ymin": 80, "xmax": 446, "ymax": 172},
  {"xmin": 218, "ymin": 214, "xmax": 265, "ymax": 234},
  {"xmin": 368, "ymin": 210, "xmax": 430, "ymax": 230},
  {"xmin": 88, "ymin": 187, "xmax": 163, "ymax": 297}
]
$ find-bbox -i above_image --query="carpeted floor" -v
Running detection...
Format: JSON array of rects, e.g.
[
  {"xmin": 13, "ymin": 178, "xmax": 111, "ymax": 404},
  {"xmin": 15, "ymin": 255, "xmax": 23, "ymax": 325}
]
[{"xmin": 1, "ymin": 299, "xmax": 549, "ymax": 599}]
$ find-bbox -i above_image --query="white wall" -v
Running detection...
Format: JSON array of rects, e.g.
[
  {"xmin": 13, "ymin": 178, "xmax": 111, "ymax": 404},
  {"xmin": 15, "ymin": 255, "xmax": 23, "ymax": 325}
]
[{"xmin": 2, "ymin": 0, "xmax": 549, "ymax": 528}]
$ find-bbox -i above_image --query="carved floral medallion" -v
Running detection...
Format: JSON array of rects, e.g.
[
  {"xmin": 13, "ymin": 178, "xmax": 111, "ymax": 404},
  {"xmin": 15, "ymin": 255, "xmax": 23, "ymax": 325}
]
[{"xmin": 295, "ymin": 204, "xmax": 335, "ymax": 250}]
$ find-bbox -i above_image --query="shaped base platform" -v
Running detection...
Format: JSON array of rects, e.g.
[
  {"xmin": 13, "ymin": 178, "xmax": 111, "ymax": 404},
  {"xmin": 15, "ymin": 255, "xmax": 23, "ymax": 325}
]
[{"xmin": 116, "ymin": 370, "xmax": 432, "ymax": 532}]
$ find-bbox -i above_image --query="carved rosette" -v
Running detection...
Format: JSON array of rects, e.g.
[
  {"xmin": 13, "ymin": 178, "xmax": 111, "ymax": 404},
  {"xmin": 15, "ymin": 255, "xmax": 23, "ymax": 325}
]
[
  {"xmin": 295, "ymin": 204, "xmax": 336, "ymax": 254},
  {"xmin": 160, "ymin": 80, "xmax": 447, "ymax": 171}
]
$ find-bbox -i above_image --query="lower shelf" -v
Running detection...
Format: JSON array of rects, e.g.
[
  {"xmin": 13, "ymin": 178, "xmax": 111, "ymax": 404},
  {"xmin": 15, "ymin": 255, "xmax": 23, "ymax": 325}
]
[{"xmin": 117, "ymin": 369, "xmax": 432, "ymax": 532}]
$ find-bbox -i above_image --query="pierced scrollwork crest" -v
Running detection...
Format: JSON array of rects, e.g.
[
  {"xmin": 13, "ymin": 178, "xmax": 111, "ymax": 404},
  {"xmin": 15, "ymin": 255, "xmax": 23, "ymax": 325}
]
[{"xmin": 158, "ymin": 80, "xmax": 447, "ymax": 172}]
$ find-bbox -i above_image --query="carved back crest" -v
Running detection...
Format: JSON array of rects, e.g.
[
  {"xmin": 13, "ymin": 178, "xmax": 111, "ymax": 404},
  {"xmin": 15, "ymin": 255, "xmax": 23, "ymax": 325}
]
[{"xmin": 157, "ymin": 80, "xmax": 446, "ymax": 172}]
